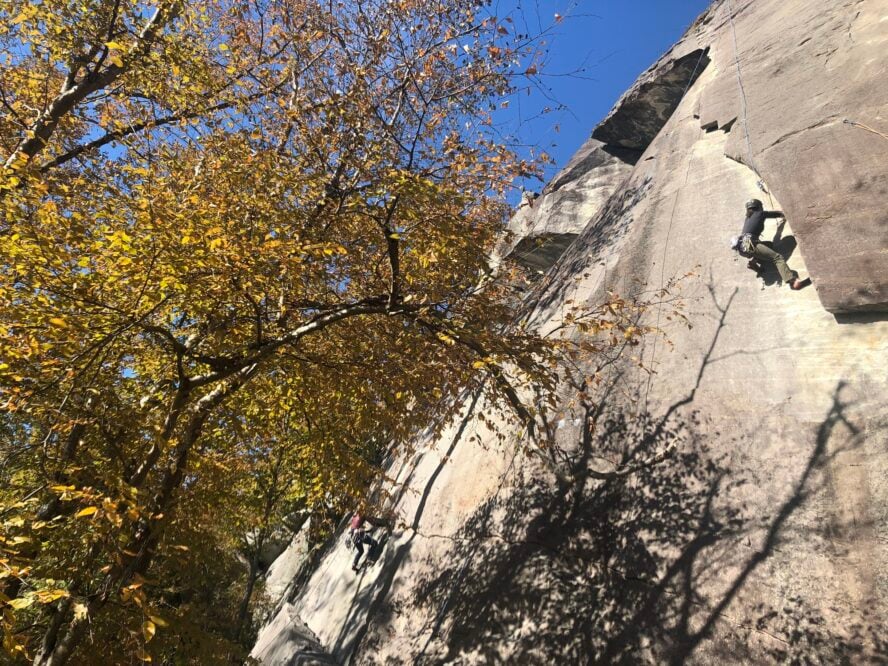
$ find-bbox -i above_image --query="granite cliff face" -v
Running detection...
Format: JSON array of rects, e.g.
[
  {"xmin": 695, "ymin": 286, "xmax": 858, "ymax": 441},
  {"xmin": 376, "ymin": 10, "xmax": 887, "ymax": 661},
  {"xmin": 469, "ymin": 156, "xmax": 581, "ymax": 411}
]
[
  {"xmin": 495, "ymin": 139, "xmax": 636, "ymax": 275},
  {"xmin": 252, "ymin": 1, "xmax": 888, "ymax": 663}
]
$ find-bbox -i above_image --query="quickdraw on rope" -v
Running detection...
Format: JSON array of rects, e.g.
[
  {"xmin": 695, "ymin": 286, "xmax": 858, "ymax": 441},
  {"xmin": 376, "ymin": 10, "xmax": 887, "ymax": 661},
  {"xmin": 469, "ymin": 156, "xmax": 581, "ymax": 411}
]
[{"xmin": 843, "ymin": 118, "xmax": 888, "ymax": 142}]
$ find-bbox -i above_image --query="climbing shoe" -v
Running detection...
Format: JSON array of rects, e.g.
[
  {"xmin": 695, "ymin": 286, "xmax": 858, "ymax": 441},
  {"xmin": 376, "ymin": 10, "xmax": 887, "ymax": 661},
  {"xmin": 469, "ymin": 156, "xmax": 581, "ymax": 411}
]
[{"xmin": 789, "ymin": 278, "xmax": 804, "ymax": 290}]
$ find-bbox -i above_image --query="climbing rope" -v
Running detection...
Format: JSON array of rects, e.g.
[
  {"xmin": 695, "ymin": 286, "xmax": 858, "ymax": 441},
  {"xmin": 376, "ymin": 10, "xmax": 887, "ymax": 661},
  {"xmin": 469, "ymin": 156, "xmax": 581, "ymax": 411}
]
[
  {"xmin": 844, "ymin": 118, "xmax": 888, "ymax": 142},
  {"xmin": 726, "ymin": 0, "xmax": 759, "ymax": 177},
  {"xmin": 642, "ymin": 44, "xmax": 709, "ymax": 410},
  {"xmin": 726, "ymin": 0, "xmax": 774, "ymax": 200},
  {"xmin": 724, "ymin": 0, "xmax": 782, "ymax": 219}
]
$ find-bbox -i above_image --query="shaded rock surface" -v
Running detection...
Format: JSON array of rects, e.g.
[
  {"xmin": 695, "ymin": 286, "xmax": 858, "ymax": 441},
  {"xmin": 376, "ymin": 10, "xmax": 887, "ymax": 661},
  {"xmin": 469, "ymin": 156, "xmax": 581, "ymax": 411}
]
[
  {"xmin": 252, "ymin": 604, "xmax": 337, "ymax": 665},
  {"xmin": 261, "ymin": 521, "xmax": 312, "ymax": 611},
  {"xmin": 592, "ymin": 48, "xmax": 711, "ymax": 151},
  {"xmin": 495, "ymin": 138, "xmax": 635, "ymax": 273},
  {"xmin": 252, "ymin": 0, "xmax": 888, "ymax": 663}
]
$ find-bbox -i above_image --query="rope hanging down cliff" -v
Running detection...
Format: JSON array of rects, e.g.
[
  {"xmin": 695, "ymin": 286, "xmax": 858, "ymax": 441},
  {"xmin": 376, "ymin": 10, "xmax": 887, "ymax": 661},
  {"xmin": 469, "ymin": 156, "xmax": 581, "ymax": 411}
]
[
  {"xmin": 643, "ymin": 46, "xmax": 708, "ymax": 410},
  {"xmin": 726, "ymin": 0, "xmax": 769, "ymax": 198},
  {"xmin": 727, "ymin": 0, "xmax": 755, "ymax": 171}
]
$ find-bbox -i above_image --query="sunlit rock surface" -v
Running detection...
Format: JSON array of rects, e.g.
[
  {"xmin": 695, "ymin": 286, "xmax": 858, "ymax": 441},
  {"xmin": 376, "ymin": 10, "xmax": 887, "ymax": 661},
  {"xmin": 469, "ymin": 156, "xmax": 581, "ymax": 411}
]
[
  {"xmin": 252, "ymin": 0, "xmax": 888, "ymax": 663},
  {"xmin": 261, "ymin": 521, "xmax": 312, "ymax": 611},
  {"xmin": 497, "ymin": 138, "xmax": 636, "ymax": 274}
]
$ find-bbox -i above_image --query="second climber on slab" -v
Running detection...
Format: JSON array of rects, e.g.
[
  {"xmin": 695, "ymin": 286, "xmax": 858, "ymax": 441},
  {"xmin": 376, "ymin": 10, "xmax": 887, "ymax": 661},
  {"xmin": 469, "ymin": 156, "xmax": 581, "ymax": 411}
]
[
  {"xmin": 348, "ymin": 511, "xmax": 379, "ymax": 572},
  {"xmin": 731, "ymin": 198, "xmax": 805, "ymax": 289}
]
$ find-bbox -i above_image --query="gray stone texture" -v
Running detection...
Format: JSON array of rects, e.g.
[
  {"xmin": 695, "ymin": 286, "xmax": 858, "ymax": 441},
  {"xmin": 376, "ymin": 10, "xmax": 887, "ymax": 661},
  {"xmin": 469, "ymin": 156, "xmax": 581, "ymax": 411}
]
[
  {"xmin": 251, "ymin": 603, "xmax": 337, "ymax": 665},
  {"xmin": 260, "ymin": 520, "xmax": 312, "ymax": 612},
  {"xmin": 699, "ymin": 0, "xmax": 888, "ymax": 312},
  {"xmin": 252, "ymin": 0, "xmax": 888, "ymax": 663},
  {"xmin": 593, "ymin": 48, "xmax": 711, "ymax": 151},
  {"xmin": 496, "ymin": 138, "xmax": 635, "ymax": 273}
]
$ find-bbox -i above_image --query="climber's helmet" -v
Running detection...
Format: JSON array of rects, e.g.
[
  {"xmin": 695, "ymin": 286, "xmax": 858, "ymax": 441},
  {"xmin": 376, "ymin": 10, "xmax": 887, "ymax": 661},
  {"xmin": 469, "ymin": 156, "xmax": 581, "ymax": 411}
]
[{"xmin": 745, "ymin": 198, "xmax": 763, "ymax": 211}]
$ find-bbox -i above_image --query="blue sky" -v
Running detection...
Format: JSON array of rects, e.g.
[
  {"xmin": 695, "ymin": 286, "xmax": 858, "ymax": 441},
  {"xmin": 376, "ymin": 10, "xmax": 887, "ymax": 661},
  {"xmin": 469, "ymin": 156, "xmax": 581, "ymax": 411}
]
[{"xmin": 492, "ymin": 0, "xmax": 712, "ymax": 190}]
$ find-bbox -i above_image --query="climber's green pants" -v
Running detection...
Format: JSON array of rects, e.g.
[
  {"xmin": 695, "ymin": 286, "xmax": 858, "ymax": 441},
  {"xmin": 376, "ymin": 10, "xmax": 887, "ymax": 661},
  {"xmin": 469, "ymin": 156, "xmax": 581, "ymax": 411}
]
[{"xmin": 753, "ymin": 242, "xmax": 797, "ymax": 284}]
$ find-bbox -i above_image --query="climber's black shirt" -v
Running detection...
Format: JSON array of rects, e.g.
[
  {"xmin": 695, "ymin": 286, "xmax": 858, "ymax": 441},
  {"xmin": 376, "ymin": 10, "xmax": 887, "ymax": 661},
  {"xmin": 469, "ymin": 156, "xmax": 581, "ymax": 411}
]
[{"xmin": 741, "ymin": 210, "xmax": 782, "ymax": 239}]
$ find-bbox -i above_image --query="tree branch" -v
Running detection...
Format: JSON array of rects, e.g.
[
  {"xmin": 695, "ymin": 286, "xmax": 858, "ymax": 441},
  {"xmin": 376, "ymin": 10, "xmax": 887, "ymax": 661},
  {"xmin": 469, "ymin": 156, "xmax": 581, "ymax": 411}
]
[{"xmin": 4, "ymin": 1, "xmax": 182, "ymax": 174}]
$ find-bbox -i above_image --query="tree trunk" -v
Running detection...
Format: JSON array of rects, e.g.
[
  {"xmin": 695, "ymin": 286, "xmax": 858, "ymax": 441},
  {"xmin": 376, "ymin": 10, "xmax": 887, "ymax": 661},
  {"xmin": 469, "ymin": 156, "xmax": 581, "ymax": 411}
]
[
  {"xmin": 234, "ymin": 552, "xmax": 261, "ymax": 642},
  {"xmin": 32, "ymin": 600, "xmax": 87, "ymax": 666}
]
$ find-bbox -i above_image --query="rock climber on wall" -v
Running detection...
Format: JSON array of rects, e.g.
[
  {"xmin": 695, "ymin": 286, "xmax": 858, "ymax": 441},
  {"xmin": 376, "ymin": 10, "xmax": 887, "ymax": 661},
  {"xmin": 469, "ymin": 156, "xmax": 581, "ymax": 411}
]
[
  {"xmin": 347, "ymin": 511, "xmax": 379, "ymax": 572},
  {"xmin": 732, "ymin": 198, "xmax": 807, "ymax": 289}
]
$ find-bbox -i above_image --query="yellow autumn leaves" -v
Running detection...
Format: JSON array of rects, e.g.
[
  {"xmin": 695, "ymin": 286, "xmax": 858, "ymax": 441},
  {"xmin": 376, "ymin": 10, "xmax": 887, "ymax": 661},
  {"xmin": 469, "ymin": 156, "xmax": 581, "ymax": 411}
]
[{"xmin": 0, "ymin": 0, "xmax": 567, "ymax": 663}]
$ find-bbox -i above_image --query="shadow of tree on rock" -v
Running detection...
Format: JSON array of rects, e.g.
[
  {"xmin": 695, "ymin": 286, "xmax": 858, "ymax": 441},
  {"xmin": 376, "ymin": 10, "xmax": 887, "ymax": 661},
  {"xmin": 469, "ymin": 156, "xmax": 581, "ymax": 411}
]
[
  {"xmin": 410, "ymin": 402, "xmax": 737, "ymax": 664},
  {"xmin": 336, "ymin": 285, "xmax": 883, "ymax": 665},
  {"xmin": 329, "ymin": 393, "xmax": 486, "ymax": 661},
  {"xmin": 406, "ymin": 381, "xmax": 884, "ymax": 665}
]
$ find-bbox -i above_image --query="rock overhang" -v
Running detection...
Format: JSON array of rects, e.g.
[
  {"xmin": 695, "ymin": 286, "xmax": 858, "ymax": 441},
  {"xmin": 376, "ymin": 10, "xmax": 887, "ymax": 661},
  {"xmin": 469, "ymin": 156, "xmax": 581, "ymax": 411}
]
[{"xmin": 592, "ymin": 48, "xmax": 712, "ymax": 153}]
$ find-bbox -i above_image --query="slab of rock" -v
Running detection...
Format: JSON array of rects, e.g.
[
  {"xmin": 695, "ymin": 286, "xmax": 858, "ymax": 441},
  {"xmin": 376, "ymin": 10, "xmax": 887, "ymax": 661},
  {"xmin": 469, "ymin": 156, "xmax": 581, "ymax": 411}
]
[
  {"xmin": 702, "ymin": 0, "xmax": 888, "ymax": 312},
  {"xmin": 261, "ymin": 521, "xmax": 312, "ymax": 611},
  {"xmin": 250, "ymin": 603, "xmax": 337, "ymax": 665},
  {"xmin": 497, "ymin": 138, "xmax": 635, "ymax": 273},
  {"xmin": 591, "ymin": 0, "xmax": 888, "ymax": 313}
]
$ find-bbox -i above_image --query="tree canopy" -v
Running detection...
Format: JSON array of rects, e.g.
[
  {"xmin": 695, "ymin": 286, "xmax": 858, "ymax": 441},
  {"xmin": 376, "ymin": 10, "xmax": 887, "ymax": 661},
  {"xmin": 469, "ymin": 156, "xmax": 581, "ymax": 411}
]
[
  {"xmin": 0, "ymin": 0, "xmax": 674, "ymax": 661},
  {"xmin": 0, "ymin": 1, "xmax": 571, "ymax": 662}
]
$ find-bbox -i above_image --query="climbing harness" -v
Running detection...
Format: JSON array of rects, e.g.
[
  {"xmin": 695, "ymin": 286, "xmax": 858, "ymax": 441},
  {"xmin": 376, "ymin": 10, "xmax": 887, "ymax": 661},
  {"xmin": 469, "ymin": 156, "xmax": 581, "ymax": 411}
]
[{"xmin": 730, "ymin": 232, "xmax": 755, "ymax": 257}]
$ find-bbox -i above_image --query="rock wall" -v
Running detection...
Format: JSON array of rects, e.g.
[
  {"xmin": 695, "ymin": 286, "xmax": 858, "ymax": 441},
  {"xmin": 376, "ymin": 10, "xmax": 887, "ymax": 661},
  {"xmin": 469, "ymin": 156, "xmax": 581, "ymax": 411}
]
[
  {"xmin": 496, "ymin": 138, "xmax": 636, "ymax": 274},
  {"xmin": 252, "ymin": 1, "xmax": 888, "ymax": 663}
]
